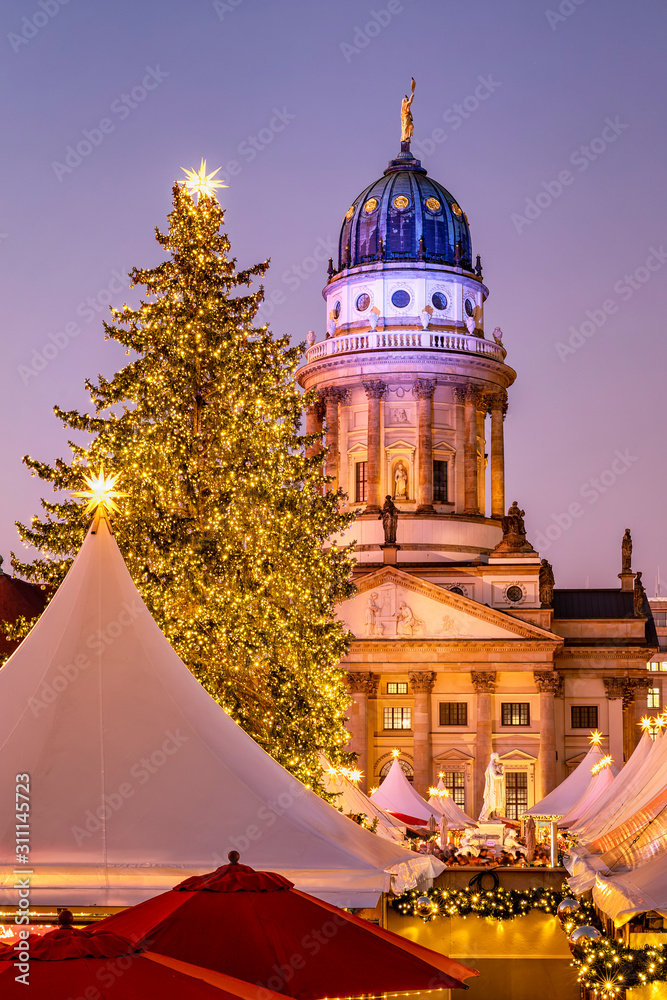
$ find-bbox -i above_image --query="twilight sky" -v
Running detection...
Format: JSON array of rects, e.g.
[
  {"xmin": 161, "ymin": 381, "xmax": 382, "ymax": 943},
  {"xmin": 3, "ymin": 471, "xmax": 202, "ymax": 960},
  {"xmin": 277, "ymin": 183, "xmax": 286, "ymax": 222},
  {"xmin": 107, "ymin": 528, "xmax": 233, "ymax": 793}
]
[{"xmin": 1, "ymin": 0, "xmax": 666, "ymax": 590}]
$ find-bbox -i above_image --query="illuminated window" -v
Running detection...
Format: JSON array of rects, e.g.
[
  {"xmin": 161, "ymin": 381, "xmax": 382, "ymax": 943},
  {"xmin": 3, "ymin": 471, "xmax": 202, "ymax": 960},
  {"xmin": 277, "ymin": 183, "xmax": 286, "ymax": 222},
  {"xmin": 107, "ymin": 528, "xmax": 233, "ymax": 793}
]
[
  {"xmin": 433, "ymin": 461, "xmax": 448, "ymax": 502},
  {"xmin": 571, "ymin": 705, "xmax": 598, "ymax": 729},
  {"xmin": 387, "ymin": 682, "xmax": 408, "ymax": 695},
  {"xmin": 355, "ymin": 461, "xmax": 367, "ymax": 503},
  {"xmin": 439, "ymin": 702, "xmax": 468, "ymax": 726},
  {"xmin": 443, "ymin": 771, "xmax": 465, "ymax": 808},
  {"xmin": 501, "ymin": 703, "xmax": 530, "ymax": 726},
  {"xmin": 653, "ymin": 612, "xmax": 667, "ymax": 626},
  {"xmin": 383, "ymin": 707, "xmax": 412, "ymax": 730},
  {"xmin": 648, "ymin": 662, "xmax": 660, "ymax": 671},
  {"xmin": 505, "ymin": 771, "xmax": 528, "ymax": 820},
  {"xmin": 648, "ymin": 687, "xmax": 660, "ymax": 710}
]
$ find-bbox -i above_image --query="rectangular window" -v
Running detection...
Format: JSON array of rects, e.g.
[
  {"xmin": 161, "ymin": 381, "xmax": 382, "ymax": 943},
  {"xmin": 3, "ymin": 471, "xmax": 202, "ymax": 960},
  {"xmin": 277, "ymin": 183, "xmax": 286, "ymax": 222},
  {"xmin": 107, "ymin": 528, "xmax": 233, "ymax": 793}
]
[
  {"xmin": 355, "ymin": 461, "xmax": 367, "ymax": 503},
  {"xmin": 648, "ymin": 662, "xmax": 660, "ymax": 671},
  {"xmin": 653, "ymin": 612, "xmax": 667, "ymax": 627},
  {"xmin": 505, "ymin": 771, "xmax": 528, "ymax": 821},
  {"xmin": 571, "ymin": 705, "xmax": 599, "ymax": 729},
  {"xmin": 443, "ymin": 771, "xmax": 466, "ymax": 809},
  {"xmin": 387, "ymin": 682, "xmax": 408, "ymax": 695},
  {"xmin": 439, "ymin": 702, "xmax": 468, "ymax": 726},
  {"xmin": 501, "ymin": 703, "xmax": 530, "ymax": 726},
  {"xmin": 648, "ymin": 687, "xmax": 660, "ymax": 709},
  {"xmin": 383, "ymin": 707, "xmax": 412, "ymax": 730},
  {"xmin": 433, "ymin": 460, "xmax": 448, "ymax": 503}
]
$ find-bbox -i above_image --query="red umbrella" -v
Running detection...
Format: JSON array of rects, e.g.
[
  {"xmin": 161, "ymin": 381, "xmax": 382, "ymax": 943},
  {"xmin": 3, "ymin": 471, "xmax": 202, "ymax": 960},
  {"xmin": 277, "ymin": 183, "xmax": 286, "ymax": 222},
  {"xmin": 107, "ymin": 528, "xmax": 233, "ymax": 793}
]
[
  {"xmin": 0, "ymin": 916, "xmax": 291, "ymax": 1000},
  {"xmin": 94, "ymin": 854, "xmax": 478, "ymax": 996}
]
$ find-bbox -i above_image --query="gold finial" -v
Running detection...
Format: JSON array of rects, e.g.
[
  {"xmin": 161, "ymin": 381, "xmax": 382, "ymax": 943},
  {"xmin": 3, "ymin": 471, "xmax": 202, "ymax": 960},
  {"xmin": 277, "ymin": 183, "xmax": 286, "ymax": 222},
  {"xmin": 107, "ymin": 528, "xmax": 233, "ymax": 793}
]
[
  {"xmin": 72, "ymin": 469, "xmax": 125, "ymax": 521},
  {"xmin": 181, "ymin": 159, "xmax": 227, "ymax": 201},
  {"xmin": 400, "ymin": 78, "xmax": 416, "ymax": 145}
]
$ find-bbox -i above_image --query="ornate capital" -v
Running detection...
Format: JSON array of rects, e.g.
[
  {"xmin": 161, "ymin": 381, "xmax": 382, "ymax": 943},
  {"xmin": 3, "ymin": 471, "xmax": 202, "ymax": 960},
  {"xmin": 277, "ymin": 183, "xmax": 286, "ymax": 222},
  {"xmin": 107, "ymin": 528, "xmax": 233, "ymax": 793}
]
[
  {"xmin": 412, "ymin": 378, "xmax": 436, "ymax": 400},
  {"xmin": 346, "ymin": 671, "xmax": 379, "ymax": 696},
  {"xmin": 533, "ymin": 670, "xmax": 560, "ymax": 695},
  {"xmin": 453, "ymin": 386, "xmax": 467, "ymax": 405},
  {"xmin": 362, "ymin": 379, "xmax": 387, "ymax": 400},
  {"xmin": 471, "ymin": 670, "xmax": 497, "ymax": 694},
  {"xmin": 319, "ymin": 386, "xmax": 350, "ymax": 406},
  {"xmin": 603, "ymin": 676, "xmax": 626, "ymax": 701},
  {"xmin": 486, "ymin": 391, "xmax": 508, "ymax": 416},
  {"xmin": 408, "ymin": 670, "xmax": 436, "ymax": 694}
]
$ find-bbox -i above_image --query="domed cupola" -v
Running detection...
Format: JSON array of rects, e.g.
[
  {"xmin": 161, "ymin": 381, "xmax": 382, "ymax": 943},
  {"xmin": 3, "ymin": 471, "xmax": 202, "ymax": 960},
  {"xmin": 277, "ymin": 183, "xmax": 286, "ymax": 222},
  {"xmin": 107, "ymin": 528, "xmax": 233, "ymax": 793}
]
[{"xmin": 336, "ymin": 148, "xmax": 476, "ymax": 273}]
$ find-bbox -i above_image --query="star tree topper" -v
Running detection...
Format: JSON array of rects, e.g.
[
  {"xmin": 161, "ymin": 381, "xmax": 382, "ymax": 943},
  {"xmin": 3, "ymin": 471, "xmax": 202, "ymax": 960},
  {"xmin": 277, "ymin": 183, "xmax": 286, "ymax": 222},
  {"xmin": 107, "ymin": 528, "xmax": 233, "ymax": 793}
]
[
  {"xmin": 72, "ymin": 470, "xmax": 125, "ymax": 518},
  {"xmin": 181, "ymin": 159, "xmax": 227, "ymax": 201}
]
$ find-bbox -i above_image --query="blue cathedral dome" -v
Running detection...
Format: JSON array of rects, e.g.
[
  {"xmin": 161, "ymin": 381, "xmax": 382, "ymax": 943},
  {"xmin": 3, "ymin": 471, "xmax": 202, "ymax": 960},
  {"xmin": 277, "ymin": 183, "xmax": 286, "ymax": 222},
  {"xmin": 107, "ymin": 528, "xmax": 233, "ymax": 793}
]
[{"xmin": 335, "ymin": 147, "xmax": 475, "ymax": 274}]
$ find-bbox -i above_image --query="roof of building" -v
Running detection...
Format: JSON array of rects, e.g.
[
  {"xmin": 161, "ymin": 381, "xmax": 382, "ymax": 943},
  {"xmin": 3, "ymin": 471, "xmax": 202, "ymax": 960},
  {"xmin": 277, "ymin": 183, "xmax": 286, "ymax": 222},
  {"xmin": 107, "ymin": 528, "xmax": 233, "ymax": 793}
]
[
  {"xmin": 552, "ymin": 589, "xmax": 634, "ymax": 619},
  {"xmin": 336, "ymin": 145, "xmax": 474, "ymax": 272},
  {"xmin": 0, "ymin": 566, "xmax": 48, "ymax": 655}
]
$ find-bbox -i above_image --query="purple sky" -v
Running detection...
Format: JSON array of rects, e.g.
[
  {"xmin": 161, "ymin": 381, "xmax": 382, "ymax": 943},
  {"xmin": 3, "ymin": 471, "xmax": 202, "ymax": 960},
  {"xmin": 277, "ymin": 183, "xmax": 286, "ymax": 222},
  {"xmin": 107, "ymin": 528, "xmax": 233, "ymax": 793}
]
[{"xmin": 1, "ymin": 0, "xmax": 666, "ymax": 591}]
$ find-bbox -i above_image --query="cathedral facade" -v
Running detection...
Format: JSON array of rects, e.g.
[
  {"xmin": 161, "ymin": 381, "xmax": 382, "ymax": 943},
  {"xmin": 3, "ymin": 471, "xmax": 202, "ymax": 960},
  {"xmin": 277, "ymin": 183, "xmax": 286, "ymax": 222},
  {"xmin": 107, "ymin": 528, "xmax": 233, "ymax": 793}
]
[{"xmin": 296, "ymin": 134, "xmax": 657, "ymax": 817}]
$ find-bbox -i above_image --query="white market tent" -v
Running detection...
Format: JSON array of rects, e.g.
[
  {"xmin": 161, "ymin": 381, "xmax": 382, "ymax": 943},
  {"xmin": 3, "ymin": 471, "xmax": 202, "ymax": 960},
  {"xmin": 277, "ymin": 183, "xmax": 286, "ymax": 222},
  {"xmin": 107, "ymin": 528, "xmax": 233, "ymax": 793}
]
[
  {"xmin": 593, "ymin": 852, "xmax": 667, "ymax": 927},
  {"xmin": 428, "ymin": 777, "xmax": 477, "ymax": 829},
  {"xmin": 524, "ymin": 740, "xmax": 608, "ymax": 820},
  {"xmin": 370, "ymin": 758, "xmax": 441, "ymax": 826},
  {"xmin": 0, "ymin": 517, "xmax": 442, "ymax": 908},
  {"xmin": 319, "ymin": 757, "xmax": 407, "ymax": 843},
  {"xmin": 558, "ymin": 759, "xmax": 616, "ymax": 829}
]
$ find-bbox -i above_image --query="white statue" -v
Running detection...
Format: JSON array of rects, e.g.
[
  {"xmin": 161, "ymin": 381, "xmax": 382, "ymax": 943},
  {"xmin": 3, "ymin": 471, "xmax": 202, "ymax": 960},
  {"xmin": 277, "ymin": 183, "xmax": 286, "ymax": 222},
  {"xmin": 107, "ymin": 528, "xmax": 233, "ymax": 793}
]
[
  {"xmin": 465, "ymin": 304, "xmax": 483, "ymax": 336},
  {"xmin": 420, "ymin": 306, "xmax": 432, "ymax": 330},
  {"xmin": 394, "ymin": 460, "xmax": 408, "ymax": 499},
  {"xmin": 364, "ymin": 592, "xmax": 382, "ymax": 636},
  {"xmin": 369, "ymin": 306, "xmax": 381, "ymax": 331},
  {"xmin": 395, "ymin": 602, "xmax": 424, "ymax": 637},
  {"xmin": 492, "ymin": 326, "xmax": 504, "ymax": 346},
  {"xmin": 479, "ymin": 752, "xmax": 505, "ymax": 821},
  {"xmin": 306, "ymin": 330, "xmax": 316, "ymax": 346}
]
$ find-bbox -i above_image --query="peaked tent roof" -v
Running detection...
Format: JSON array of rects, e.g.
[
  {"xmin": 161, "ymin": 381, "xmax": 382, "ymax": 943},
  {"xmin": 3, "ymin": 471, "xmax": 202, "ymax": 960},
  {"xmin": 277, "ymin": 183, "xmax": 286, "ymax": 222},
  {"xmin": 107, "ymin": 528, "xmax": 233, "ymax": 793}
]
[
  {"xmin": 558, "ymin": 763, "xmax": 616, "ymax": 829},
  {"xmin": 428, "ymin": 778, "xmax": 477, "ymax": 828},
  {"xmin": 370, "ymin": 759, "xmax": 441, "ymax": 826},
  {"xmin": 524, "ymin": 741, "xmax": 607, "ymax": 819},
  {"xmin": 0, "ymin": 518, "xmax": 441, "ymax": 907}
]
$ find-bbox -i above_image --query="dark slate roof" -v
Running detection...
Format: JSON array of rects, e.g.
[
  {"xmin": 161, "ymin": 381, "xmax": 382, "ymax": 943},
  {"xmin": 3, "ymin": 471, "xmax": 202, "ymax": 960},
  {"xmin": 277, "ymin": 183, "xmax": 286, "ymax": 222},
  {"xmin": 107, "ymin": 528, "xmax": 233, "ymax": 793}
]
[
  {"xmin": 337, "ymin": 148, "xmax": 474, "ymax": 271},
  {"xmin": 552, "ymin": 589, "xmax": 635, "ymax": 619}
]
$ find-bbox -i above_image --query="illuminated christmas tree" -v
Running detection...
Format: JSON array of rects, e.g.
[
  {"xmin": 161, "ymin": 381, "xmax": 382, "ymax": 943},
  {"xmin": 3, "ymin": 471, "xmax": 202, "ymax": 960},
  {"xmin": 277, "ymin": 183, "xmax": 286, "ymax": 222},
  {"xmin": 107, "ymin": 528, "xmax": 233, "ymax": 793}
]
[{"xmin": 10, "ymin": 162, "xmax": 357, "ymax": 788}]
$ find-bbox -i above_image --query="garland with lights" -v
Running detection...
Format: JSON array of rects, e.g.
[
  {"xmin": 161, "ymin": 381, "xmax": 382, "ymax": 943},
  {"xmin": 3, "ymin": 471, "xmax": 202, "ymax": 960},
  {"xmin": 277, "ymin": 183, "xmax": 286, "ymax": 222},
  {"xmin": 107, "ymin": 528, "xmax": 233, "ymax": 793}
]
[
  {"xmin": 571, "ymin": 937, "xmax": 667, "ymax": 996},
  {"xmin": 390, "ymin": 885, "xmax": 596, "ymax": 922},
  {"xmin": 4, "ymin": 162, "xmax": 358, "ymax": 791}
]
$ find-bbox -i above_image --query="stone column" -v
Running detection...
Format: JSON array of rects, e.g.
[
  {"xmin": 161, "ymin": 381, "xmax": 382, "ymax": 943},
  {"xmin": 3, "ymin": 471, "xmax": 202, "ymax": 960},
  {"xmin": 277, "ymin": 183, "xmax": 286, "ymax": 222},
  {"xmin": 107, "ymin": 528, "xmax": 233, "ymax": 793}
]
[
  {"xmin": 471, "ymin": 671, "xmax": 497, "ymax": 816},
  {"xmin": 362, "ymin": 380, "xmax": 386, "ymax": 512},
  {"xmin": 413, "ymin": 378, "xmax": 437, "ymax": 513},
  {"xmin": 345, "ymin": 672, "xmax": 378, "ymax": 793},
  {"xmin": 305, "ymin": 399, "xmax": 324, "ymax": 459},
  {"xmin": 630, "ymin": 677, "xmax": 652, "ymax": 750},
  {"xmin": 453, "ymin": 387, "xmax": 466, "ymax": 511},
  {"xmin": 460, "ymin": 385, "xmax": 481, "ymax": 515},
  {"xmin": 621, "ymin": 682, "xmax": 637, "ymax": 763},
  {"xmin": 603, "ymin": 676, "xmax": 626, "ymax": 764},
  {"xmin": 488, "ymin": 391, "xmax": 508, "ymax": 519},
  {"xmin": 320, "ymin": 387, "xmax": 347, "ymax": 492},
  {"xmin": 476, "ymin": 398, "xmax": 487, "ymax": 516},
  {"xmin": 534, "ymin": 671, "xmax": 560, "ymax": 800},
  {"xmin": 408, "ymin": 670, "xmax": 436, "ymax": 796}
]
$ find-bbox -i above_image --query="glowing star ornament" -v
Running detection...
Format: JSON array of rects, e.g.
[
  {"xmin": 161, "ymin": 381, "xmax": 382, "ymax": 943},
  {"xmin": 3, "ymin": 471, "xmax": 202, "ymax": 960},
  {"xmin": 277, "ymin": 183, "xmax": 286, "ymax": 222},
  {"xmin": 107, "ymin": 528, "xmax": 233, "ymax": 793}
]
[
  {"xmin": 391, "ymin": 748, "xmax": 401, "ymax": 758},
  {"xmin": 72, "ymin": 470, "xmax": 125, "ymax": 518},
  {"xmin": 181, "ymin": 159, "xmax": 227, "ymax": 200},
  {"xmin": 588, "ymin": 730, "xmax": 603, "ymax": 745}
]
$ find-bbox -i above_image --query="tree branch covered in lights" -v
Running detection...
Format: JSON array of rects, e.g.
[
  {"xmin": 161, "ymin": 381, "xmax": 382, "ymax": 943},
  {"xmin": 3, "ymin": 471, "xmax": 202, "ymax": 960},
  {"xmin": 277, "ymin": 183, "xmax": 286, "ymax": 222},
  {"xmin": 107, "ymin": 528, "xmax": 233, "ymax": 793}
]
[{"xmin": 8, "ymin": 174, "xmax": 358, "ymax": 790}]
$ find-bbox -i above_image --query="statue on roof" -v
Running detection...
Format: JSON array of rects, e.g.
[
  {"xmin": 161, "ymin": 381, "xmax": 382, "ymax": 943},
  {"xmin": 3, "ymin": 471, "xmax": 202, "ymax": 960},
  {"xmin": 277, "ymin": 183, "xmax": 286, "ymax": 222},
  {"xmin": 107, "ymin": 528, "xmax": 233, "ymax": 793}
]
[
  {"xmin": 400, "ymin": 78, "xmax": 416, "ymax": 144},
  {"xmin": 634, "ymin": 570, "xmax": 647, "ymax": 617},
  {"xmin": 622, "ymin": 528, "xmax": 632, "ymax": 574},
  {"xmin": 539, "ymin": 559, "xmax": 555, "ymax": 607},
  {"xmin": 501, "ymin": 501, "xmax": 526, "ymax": 543}
]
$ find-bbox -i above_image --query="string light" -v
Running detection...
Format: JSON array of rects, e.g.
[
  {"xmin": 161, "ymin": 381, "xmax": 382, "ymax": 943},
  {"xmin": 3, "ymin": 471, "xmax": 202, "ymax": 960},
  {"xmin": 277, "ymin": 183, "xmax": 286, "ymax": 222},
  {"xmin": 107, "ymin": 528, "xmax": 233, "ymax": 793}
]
[{"xmin": 591, "ymin": 755, "xmax": 613, "ymax": 774}]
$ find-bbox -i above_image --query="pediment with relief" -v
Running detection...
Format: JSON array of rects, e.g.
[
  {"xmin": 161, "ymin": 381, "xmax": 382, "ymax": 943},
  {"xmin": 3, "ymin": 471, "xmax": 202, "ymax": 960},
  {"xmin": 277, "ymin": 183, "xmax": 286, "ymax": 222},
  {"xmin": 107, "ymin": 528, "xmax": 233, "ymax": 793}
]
[{"xmin": 340, "ymin": 567, "xmax": 558, "ymax": 642}]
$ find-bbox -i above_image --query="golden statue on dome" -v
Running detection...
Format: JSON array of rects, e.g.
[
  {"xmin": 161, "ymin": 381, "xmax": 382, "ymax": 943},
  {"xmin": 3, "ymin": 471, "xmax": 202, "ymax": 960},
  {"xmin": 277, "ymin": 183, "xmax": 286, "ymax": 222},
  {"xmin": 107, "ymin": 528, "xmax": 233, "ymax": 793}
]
[{"xmin": 400, "ymin": 78, "xmax": 416, "ymax": 143}]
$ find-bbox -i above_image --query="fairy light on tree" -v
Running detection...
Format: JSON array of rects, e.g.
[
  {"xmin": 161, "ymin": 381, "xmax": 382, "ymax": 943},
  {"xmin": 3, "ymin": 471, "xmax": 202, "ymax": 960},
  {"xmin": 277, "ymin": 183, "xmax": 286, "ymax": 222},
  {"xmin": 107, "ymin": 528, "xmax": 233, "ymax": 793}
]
[{"xmin": 7, "ymin": 164, "xmax": 357, "ymax": 790}]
